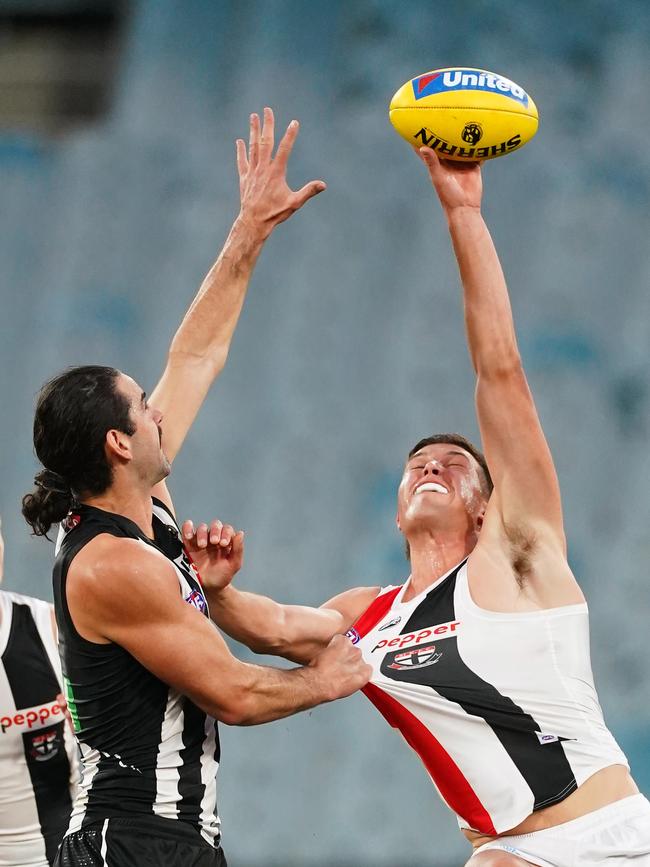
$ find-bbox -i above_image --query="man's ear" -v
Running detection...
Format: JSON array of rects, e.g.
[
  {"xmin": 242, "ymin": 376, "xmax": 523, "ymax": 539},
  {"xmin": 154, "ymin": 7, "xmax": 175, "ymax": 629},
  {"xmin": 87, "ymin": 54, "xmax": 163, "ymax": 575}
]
[
  {"xmin": 476, "ymin": 504, "xmax": 487, "ymax": 532},
  {"xmin": 105, "ymin": 429, "xmax": 133, "ymax": 464}
]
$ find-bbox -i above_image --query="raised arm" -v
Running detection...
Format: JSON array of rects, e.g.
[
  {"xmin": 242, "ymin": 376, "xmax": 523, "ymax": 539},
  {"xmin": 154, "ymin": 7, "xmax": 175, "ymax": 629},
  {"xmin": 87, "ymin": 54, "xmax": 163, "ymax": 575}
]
[
  {"xmin": 66, "ymin": 537, "xmax": 370, "ymax": 726},
  {"xmin": 180, "ymin": 519, "xmax": 379, "ymax": 664},
  {"xmin": 417, "ymin": 148, "xmax": 564, "ymax": 548},
  {"xmin": 150, "ymin": 108, "xmax": 326, "ymax": 508}
]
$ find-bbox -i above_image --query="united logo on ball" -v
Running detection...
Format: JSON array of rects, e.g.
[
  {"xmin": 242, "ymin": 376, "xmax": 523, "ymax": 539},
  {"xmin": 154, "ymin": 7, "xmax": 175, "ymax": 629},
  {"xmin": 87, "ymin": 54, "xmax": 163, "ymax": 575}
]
[{"xmin": 389, "ymin": 67, "xmax": 538, "ymax": 161}]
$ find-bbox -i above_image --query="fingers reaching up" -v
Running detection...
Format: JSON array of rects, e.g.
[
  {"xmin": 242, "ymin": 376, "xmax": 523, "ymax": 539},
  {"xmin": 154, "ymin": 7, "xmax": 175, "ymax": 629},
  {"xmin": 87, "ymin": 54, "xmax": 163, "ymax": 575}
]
[{"xmin": 236, "ymin": 106, "xmax": 327, "ymax": 238}]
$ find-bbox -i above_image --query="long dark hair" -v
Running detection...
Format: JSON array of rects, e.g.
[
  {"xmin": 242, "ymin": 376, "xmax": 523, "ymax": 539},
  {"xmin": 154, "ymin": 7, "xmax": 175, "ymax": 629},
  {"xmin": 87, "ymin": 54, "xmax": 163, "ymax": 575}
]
[{"xmin": 22, "ymin": 365, "xmax": 136, "ymax": 538}]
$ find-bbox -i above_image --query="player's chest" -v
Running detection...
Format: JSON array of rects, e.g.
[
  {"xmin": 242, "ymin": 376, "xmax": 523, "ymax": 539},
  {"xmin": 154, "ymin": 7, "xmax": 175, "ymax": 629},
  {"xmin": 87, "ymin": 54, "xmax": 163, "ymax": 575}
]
[{"xmin": 356, "ymin": 602, "xmax": 463, "ymax": 688}]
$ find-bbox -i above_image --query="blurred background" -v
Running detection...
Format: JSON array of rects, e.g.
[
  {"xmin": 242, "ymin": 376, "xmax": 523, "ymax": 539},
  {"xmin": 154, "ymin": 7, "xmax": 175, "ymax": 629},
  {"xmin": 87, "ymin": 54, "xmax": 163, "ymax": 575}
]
[{"xmin": 1, "ymin": 0, "xmax": 649, "ymax": 864}]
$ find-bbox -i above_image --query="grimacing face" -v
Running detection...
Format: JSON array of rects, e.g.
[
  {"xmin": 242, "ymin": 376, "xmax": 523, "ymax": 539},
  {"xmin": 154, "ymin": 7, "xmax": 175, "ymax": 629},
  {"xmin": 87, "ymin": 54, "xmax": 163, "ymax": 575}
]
[
  {"xmin": 396, "ymin": 443, "xmax": 487, "ymax": 536},
  {"xmin": 115, "ymin": 373, "xmax": 171, "ymax": 484}
]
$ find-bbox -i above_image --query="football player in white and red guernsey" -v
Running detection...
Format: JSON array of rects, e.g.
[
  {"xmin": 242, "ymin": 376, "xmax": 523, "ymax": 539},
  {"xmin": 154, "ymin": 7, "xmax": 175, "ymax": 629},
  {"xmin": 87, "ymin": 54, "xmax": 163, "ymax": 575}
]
[{"xmin": 194, "ymin": 149, "xmax": 650, "ymax": 866}]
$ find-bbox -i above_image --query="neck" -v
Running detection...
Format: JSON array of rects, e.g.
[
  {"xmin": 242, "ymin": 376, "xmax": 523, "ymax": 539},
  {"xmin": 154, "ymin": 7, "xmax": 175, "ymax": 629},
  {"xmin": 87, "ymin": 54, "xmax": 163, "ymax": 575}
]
[
  {"xmin": 82, "ymin": 479, "xmax": 155, "ymax": 539},
  {"xmin": 405, "ymin": 528, "xmax": 477, "ymax": 598}
]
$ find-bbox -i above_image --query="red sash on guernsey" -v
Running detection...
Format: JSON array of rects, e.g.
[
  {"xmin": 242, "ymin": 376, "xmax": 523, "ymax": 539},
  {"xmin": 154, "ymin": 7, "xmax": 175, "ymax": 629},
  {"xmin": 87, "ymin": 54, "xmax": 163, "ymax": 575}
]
[{"xmin": 351, "ymin": 588, "xmax": 497, "ymax": 836}]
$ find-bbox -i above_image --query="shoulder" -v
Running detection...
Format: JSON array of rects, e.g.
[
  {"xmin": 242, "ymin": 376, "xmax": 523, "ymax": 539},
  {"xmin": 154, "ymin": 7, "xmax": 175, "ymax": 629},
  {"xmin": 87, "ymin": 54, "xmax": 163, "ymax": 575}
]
[
  {"xmin": 0, "ymin": 590, "xmax": 54, "ymax": 639},
  {"xmin": 67, "ymin": 535, "xmax": 180, "ymax": 626},
  {"xmin": 0, "ymin": 588, "xmax": 52, "ymax": 618},
  {"xmin": 0, "ymin": 587, "xmax": 49, "ymax": 607},
  {"xmin": 0, "ymin": 590, "xmax": 56, "ymax": 650},
  {"xmin": 321, "ymin": 584, "xmax": 383, "ymax": 621}
]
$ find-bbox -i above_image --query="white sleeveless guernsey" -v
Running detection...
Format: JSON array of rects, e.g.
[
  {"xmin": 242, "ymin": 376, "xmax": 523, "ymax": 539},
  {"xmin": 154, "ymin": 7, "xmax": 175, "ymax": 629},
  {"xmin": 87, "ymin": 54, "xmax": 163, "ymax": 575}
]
[
  {"xmin": 349, "ymin": 559, "xmax": 628, "ymax": 836},
  {"xmin": 0, "ymin": 590, "xmax": 78, "ymax": 866}
]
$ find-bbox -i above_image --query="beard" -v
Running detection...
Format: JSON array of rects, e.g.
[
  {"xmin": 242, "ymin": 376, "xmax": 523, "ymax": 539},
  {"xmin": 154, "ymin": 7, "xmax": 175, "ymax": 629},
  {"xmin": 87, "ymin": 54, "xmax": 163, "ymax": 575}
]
[{"xmin": 157, "ymin": 450, "xmax": 172, "ymax": 482}]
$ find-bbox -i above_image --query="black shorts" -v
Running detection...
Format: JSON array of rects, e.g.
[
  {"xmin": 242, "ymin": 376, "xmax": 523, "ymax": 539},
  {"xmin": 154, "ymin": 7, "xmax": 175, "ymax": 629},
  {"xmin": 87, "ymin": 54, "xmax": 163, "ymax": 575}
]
[{"xmin": 54, "ymin": 815, "xmax": 227, "ymax": 867}]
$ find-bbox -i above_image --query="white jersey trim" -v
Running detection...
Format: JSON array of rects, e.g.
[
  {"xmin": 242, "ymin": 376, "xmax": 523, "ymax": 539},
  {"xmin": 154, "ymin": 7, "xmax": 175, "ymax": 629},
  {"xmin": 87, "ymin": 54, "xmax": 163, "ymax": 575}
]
[{"xmin": 152, "ymin": 690, "xmax": 184, "ymax": 821}]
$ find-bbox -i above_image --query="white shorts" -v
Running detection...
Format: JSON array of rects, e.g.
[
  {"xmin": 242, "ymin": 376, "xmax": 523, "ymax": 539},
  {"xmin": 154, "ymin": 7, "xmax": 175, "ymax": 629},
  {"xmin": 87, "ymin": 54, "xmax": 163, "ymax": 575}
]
[{"xmin": 471, "ymin": 794, "xmax": 650, "ymax": 866}]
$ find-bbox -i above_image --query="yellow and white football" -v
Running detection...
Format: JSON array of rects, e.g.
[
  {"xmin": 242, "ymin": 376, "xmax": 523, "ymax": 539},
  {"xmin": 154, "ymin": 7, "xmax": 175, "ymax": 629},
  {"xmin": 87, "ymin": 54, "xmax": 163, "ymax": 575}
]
[{"xmin": 389, "ymin": 67, "xmax": 538, "ymax": 161}]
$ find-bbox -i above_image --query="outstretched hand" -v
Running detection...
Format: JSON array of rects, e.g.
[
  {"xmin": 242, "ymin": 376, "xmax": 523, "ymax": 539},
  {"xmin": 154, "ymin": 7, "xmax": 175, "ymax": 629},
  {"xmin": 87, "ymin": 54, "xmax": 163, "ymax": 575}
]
[
  {"xmin": 415, "ymin": 146, "xmax": 483, "ymax": 212},
  {"xmin": 237, "ymin": 107, "xmax": 326, "ymax": 239},
  {"xmin": 182, "ymin": 519, "xmax": 244, "ymax": 594}
]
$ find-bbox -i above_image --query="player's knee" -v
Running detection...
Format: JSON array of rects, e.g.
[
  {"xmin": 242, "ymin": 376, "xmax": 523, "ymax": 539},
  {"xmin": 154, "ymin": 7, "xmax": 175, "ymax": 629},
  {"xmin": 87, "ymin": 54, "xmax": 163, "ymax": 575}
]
[{"xmin": 466, "ymin": 851, "xmax": 535, "ymax": 867}]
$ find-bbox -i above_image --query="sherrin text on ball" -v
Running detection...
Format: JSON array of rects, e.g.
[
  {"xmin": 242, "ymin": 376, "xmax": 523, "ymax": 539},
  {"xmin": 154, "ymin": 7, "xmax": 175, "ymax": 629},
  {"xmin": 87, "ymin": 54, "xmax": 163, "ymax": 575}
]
[{"xmin": 389, "ymin": 67, "xmax": 538, "ymax": 161}]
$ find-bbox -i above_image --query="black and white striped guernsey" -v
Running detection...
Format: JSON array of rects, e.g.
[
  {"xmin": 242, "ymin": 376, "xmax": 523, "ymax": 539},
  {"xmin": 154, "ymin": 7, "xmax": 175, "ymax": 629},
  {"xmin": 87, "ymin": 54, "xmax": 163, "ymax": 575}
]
[
  {"xmin": 53, "ymin": 498, "xmax": 221, "ymax": 847},
  {"xmin": 0, "ymin": 590, "xmax": 78, "ymax": 866}
]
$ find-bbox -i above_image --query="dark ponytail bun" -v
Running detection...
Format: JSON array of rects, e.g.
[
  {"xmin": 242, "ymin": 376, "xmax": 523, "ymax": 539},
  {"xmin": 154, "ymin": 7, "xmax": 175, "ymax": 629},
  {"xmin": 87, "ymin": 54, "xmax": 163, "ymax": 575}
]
[
  {"xmin": 23, "ymin": 366, "xmax": 135, "ymax": 542},
  {"xmin": 22, "ymin": 469, "xmax": 73, "ymax": 538}
]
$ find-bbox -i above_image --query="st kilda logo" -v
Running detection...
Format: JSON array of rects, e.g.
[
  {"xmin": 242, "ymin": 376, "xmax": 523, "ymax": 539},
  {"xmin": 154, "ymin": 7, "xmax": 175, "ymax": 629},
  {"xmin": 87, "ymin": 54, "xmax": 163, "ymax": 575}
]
[
  {"xmin": 30, "ymin": 729, "xmax": 59, "ymax": 762},
  {"xmin": 388, "ymin": 641, "xmax": 442, "ymax": 671},
  {"xmin": 461, "ymin": 122, "xmax": 483, "ymax": 145}
]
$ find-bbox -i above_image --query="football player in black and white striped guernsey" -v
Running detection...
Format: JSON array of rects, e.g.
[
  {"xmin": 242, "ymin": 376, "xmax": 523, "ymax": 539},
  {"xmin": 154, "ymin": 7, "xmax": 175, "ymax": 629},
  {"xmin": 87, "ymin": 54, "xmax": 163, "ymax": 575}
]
[
  {"xmin": 21, "ymin": 109, "xmax": 371, "ymax": 867},
  {"xmin": 198, "ymin": 153, "xmax": 650, "ymax": 865},
  {"xmin": 0, "ymin": 520, "xmax": 79, "ymax": 867}
]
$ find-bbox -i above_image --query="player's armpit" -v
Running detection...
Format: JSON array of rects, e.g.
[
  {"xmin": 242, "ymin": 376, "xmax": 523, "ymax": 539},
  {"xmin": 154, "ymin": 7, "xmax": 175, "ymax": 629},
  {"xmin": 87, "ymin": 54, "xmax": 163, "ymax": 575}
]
[{"xmin": 65, "ymin": 536, "xmax": 370, "ymax": 725}]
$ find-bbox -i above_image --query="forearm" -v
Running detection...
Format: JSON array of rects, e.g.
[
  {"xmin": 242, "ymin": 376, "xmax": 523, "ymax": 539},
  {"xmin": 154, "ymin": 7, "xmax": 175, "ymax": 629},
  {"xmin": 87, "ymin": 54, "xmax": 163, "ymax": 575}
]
[
  {"xmin": 167, "ymin": 216, "xmax": 265, "ymax": 371},
  {"xmin": 213, "ymin": 658, "xmax": 326, "ymax": 726},
  {"xmin": 151, "ymin": 110, "xmax": 324, "ymax": 466},
  {"xmin": 446, "ymin": 207, "xmax": 521, "ymax": 376},
  {"xmin": 151, "ymin": 217, "xmax": 264, "ymax": 461},
  {"xmin": 206, "ymin": 585, "xmax": 290, "ymax": 654},
  {"xmin": 206, "ymin": 585, "xmax": 337, "ymax": 663}
]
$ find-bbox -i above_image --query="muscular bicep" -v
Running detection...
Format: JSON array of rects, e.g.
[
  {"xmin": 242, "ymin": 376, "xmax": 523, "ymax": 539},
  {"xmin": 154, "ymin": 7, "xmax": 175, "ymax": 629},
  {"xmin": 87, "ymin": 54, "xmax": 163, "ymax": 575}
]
[
  {"xmin": 67, "ymin": 538, "xmax": 254, "ymax": 724},
  {"xmin": 112, "ymin": 597, "xmax": 246, "ymax": 722},
  {"xmin": 476, "ymin": 367, "xmax": 565, "ymax": 547}
]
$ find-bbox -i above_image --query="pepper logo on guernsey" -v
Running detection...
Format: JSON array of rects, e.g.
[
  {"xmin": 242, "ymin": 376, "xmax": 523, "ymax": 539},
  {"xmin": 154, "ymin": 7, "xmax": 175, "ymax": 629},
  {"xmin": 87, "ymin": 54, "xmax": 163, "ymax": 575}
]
[
  {"xmin": 412, "ymin": 70, "xmax": 529, "ymax": 107},
  {"xmin": 1, "ymin": 699, "xmax": 64, "ymax": 734},
  {"xmin": 372, "ymin": 619, "xmax": 461, "ymax": 653}
]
